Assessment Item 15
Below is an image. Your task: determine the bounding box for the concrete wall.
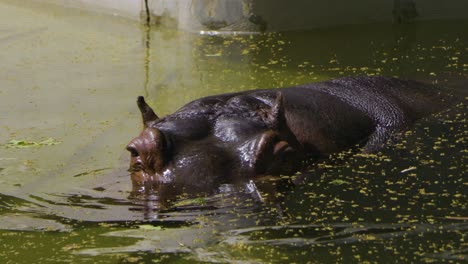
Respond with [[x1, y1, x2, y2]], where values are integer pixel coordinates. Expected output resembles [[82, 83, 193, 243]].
[[23, 0, 468, 33], [252, 0, 394, 31]]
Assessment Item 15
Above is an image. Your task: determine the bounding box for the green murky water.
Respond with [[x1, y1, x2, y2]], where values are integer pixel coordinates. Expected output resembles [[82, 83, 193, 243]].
[[0, 1, 467, 263]]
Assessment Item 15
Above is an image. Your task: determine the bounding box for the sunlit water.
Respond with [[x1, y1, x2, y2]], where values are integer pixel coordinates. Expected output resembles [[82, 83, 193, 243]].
[[0, 1, 467, 263]]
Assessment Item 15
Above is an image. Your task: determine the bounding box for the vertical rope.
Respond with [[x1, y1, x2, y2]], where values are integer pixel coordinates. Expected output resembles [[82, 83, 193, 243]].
[[143, 0, 152, 97], [144, 0, 151, 25]]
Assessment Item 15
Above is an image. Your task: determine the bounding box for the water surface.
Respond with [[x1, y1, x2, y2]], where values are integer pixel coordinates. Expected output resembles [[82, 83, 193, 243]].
[[0, 1, 466, 263]]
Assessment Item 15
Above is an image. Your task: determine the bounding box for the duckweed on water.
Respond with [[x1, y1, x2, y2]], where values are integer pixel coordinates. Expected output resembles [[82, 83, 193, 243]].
[[137, 224, 162, 231], [4, 138, 61, 148]]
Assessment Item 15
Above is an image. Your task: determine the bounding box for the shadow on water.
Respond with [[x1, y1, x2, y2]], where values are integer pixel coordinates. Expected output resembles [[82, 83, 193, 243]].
[[0, 1, 467, 263]]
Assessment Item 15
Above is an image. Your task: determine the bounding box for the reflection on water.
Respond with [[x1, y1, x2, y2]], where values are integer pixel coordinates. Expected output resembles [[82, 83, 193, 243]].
[[0, 0, 467, 263]]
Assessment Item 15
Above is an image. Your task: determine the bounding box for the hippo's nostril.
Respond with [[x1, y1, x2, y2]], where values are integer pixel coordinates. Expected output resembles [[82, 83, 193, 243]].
[[126, 145, 139, 157], [128, 161, 144, 172]]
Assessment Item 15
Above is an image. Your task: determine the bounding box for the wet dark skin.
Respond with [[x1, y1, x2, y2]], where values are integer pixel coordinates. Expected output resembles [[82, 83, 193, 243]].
[[126, 76, 450, 200]]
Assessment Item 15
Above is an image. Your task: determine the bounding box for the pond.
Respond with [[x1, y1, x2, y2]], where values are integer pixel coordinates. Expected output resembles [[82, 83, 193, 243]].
[[0, 1, 466, 263]]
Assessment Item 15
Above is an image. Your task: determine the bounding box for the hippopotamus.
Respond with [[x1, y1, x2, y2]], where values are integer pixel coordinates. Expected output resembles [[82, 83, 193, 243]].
[[126, 76, 450, 197]]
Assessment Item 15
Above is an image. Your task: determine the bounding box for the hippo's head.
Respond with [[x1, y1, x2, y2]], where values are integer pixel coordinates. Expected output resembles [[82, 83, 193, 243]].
[[126, 94, 303, 198]]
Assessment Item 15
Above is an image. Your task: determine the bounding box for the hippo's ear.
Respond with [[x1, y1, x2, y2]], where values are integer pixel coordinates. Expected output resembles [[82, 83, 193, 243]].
[[266, 92, 286, 129], [253, 130, 300, 175], [137, 96, 159, 127]]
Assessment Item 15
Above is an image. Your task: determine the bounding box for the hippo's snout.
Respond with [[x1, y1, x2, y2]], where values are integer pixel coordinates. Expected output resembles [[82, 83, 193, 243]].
[[127, 127, 234, 196]]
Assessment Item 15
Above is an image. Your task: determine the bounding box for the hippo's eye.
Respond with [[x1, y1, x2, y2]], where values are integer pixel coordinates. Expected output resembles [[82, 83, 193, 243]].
[[126, 146, 139, 157]]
